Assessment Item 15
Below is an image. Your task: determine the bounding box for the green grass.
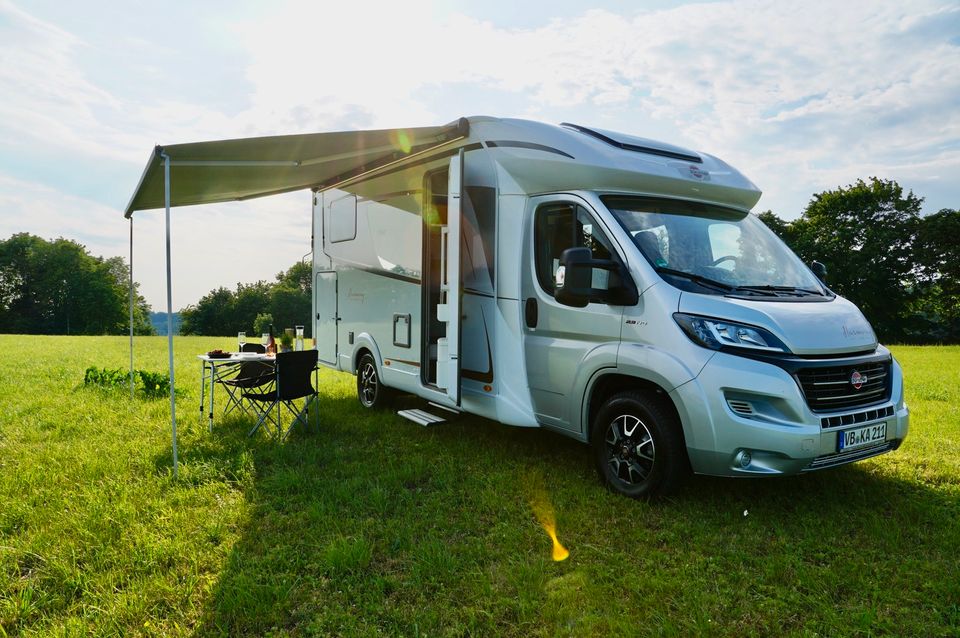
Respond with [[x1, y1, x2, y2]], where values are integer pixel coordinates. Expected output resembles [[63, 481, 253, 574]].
[[0, 336, 957, 637]]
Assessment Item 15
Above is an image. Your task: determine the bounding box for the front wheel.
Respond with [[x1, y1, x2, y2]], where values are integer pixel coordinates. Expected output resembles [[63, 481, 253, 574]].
[[591, 391, 689, 499], [356, 353, 393, 409]]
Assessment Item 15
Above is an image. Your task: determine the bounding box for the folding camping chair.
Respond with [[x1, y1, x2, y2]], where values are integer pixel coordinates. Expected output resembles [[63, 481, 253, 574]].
[[215, 342, 271, 418], [244, 350, 319, 439], [218, 359, 274, 418]]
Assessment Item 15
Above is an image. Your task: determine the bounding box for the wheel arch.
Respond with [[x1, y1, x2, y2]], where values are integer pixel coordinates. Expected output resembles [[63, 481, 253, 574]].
[[350, 333, 383, 375], [584, 373, 688, 452]]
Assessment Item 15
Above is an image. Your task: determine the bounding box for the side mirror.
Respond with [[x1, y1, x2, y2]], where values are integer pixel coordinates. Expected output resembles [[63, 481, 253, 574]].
[[555, 247, 639, 308], [811, 261, 827, 282], [555, 247, 592, 307]]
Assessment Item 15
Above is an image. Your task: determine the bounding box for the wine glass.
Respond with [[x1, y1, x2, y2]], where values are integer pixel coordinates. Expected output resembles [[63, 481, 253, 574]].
[[261, 333, 270, 349], [238, 331, 247, 352]]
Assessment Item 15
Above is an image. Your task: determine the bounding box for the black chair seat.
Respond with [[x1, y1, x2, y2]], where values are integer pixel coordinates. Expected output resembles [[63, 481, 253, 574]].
[[241, 343, 266, 354], [243, 350, 319, 439]]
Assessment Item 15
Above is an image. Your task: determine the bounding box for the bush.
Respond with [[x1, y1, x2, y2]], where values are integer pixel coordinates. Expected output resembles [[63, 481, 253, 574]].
[[83, 366, 170, 398]]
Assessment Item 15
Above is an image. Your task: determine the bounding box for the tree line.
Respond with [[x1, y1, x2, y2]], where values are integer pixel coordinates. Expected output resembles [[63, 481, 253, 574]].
[[179, 261, 312, 338], [0, 233, 153, 335], [758, 178, 958, 344]]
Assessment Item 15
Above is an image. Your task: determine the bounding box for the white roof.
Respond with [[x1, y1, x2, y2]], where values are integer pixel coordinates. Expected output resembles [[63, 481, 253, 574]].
[[469, 118, 762, 211]]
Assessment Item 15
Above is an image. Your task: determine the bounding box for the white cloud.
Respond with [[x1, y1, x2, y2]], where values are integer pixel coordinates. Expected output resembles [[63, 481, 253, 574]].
[[0, 174, 121, 253], [0, 1, 138, 161], [225, 0, 958, 216]]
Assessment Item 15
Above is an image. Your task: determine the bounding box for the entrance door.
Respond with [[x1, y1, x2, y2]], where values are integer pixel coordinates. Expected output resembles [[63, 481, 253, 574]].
[[436, 152, 463, 405], [421, 154, 463, 406], [315, 271, 337, 365]]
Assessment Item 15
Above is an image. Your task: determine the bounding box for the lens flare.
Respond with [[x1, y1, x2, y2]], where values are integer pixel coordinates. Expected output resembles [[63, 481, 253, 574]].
[[546, 524, 570, 561], [391, 130, 413, 154], [526, 473, 570, 561]]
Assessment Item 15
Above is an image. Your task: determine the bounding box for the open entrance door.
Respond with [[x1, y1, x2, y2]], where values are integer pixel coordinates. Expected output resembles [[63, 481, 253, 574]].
[[421, 152, 463, 405], [438, 152, 463, 405]]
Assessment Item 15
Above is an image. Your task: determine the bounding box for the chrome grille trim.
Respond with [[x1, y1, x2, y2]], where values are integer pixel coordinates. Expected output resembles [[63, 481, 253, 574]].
[[803, 441, 893, 471], [821, 405, 895, 429], [795, 361, 892, 412]]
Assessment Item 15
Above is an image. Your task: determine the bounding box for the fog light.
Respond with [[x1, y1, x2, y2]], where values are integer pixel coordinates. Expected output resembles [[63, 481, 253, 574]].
[[737, 450, 752, 468]]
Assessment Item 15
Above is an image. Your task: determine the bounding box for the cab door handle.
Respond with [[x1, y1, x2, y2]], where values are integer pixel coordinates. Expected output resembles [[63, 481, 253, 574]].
[[525, 298, 538, 328]]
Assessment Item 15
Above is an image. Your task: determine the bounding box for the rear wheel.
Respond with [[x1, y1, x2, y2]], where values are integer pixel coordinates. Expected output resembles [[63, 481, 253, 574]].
[[591, 391, 688, 499], [356, 353, 393, 409]]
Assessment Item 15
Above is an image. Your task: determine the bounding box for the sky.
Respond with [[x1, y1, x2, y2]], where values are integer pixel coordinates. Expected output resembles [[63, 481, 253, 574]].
[[0, 0, 957, 310]]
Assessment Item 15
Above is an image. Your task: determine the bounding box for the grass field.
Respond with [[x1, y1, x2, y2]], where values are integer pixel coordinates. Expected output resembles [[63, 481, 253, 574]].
[[0, 336, 957, 637]]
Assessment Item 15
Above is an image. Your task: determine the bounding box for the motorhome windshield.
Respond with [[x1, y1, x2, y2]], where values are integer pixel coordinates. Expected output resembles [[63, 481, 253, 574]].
[[602, 196, 829, 299]]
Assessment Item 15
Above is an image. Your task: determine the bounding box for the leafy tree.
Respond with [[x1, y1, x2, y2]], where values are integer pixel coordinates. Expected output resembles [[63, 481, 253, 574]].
[[758, 181, 958, 344], [179, 287, 234, 336], [253, 313, 273, 335], [277, 260, 311, 293], [909, 208, 960, 342], [233, 281, 272, 332], [755, 210, 792, 242], [269, 284, 310, 334], [105, 256, 155, 335], [180, 261, 311, 336], [0, 233, 153, 335]]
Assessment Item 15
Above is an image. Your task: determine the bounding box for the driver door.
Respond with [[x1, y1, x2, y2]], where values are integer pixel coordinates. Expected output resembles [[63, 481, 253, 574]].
[[521, 195, 625, 432]]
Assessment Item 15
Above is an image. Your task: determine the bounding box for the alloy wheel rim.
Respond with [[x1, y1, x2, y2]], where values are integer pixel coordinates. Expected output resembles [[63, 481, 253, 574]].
[[604, 414, 656, 485], [359, 362, 378, 406]]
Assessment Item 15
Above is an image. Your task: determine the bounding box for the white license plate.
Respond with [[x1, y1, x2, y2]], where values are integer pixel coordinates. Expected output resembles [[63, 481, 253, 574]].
[[838, 422, 887, 451]]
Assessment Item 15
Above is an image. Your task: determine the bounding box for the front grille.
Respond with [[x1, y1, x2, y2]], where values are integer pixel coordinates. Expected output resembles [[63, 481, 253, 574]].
[[821, 405, 895, 429], [795, 360, 891, 412]]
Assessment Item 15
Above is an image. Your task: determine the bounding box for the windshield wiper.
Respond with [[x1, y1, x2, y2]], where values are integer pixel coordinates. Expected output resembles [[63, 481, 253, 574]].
[[655, 267, 736, 292], [734, 285, 825, 297]]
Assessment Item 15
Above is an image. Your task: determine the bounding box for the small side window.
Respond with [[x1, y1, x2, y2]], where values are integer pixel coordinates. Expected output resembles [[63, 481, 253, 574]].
[[534, 203, 616, 296], [328, 194, 357, 243]]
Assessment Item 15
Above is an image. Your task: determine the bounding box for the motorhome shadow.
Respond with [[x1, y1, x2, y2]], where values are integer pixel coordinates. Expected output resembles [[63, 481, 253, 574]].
[[127, 116, 909, 498]]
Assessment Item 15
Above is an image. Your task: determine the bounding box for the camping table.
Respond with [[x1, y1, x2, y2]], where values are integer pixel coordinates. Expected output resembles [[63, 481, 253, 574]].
[[197, 353, 274, 431]]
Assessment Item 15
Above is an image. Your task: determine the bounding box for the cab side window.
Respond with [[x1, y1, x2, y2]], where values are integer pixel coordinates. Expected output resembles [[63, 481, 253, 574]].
[[535, 203, 615, 296]]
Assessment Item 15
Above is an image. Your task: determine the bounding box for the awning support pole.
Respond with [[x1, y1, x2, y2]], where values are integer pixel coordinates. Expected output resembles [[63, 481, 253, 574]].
[[129, 216, 135, 398], [162, 152, 179, 478]]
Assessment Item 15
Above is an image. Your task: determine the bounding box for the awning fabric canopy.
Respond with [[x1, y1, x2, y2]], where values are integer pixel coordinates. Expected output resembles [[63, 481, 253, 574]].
[[125, 117, 469, 477], [124, 118, 468, 217]]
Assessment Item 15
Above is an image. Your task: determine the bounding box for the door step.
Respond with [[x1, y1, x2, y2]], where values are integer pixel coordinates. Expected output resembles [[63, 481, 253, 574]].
[[428, 402, 461, 415], [397, 409, 447, 427]]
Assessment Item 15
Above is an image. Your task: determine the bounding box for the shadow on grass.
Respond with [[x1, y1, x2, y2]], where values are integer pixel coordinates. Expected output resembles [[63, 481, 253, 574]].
[[152, 393, 959, 636]]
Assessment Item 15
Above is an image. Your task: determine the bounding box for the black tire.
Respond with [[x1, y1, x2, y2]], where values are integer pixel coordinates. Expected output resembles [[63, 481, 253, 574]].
[[356, 353, 393, 409], [591, 391, 689, 499]]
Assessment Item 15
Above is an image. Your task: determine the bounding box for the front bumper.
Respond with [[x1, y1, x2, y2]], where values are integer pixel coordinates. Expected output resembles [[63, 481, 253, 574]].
[[670, 350, 909, 477]]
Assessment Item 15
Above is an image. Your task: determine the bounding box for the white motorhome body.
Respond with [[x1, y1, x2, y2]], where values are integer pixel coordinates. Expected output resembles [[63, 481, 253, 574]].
[[312, 116, 908, 496]]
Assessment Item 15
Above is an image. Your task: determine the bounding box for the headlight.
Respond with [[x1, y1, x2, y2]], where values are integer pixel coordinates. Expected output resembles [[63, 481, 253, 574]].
[[673, 313, 789, 353]]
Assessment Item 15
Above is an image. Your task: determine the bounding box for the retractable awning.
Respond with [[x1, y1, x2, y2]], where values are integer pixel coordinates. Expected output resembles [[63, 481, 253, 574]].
[[125, 118, 468, 216], [124, 117, 469, 476]]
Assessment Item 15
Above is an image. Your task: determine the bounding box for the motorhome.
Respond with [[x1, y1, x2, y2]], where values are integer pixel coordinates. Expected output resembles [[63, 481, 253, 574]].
[[309, 116, 908, 497]]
